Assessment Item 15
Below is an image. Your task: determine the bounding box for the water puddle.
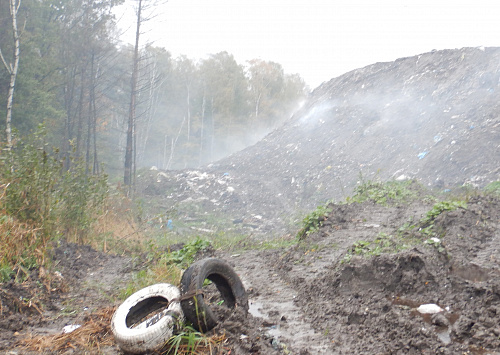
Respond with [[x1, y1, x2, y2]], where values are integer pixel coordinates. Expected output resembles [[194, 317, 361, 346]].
[[248, 301, 265, 318], [435, 327, 451, 345], [451, 263, 493, 282], [248, 300, 284, 343], [390, 296, 460, 345]]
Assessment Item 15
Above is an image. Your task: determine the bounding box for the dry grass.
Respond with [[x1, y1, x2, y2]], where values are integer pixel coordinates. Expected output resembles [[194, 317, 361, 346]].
[[87, 193, 146, 254], [20, 306, 229, 355], [20, 307, 116, 353]]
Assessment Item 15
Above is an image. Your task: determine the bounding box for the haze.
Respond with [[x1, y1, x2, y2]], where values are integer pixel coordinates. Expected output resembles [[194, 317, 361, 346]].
[[116, 0, 500, 88]]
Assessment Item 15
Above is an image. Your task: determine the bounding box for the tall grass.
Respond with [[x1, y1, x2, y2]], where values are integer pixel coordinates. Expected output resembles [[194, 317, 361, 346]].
[[0, 127, 108, 281]]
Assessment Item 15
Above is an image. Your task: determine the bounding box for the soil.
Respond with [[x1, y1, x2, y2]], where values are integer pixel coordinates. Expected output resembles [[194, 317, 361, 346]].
[[2, 47, 500, 354]]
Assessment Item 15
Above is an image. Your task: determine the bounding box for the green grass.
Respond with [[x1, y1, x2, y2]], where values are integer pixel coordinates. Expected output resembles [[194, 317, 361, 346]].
[[296, 204, 332, 240], [166, 324, 226, 354], [484, 181, 500, 196], [341, 197, 468, 263], [346, 179, 420, 205]]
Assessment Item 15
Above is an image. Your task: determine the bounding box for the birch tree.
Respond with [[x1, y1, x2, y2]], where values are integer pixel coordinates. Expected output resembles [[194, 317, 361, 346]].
[[0, 0, 22, 149]]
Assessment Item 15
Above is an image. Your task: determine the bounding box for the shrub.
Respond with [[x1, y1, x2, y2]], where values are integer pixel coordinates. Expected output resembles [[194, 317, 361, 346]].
[[0, 127, 108, 281]]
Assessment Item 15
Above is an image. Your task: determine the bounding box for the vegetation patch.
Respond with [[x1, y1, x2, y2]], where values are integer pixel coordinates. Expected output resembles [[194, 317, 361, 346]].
[[484, 180, 500, 196], [0, 129, 108, 281], [296, 204, 332, 240], [166, 324, 227, 355], [120, 238, 211, 299], [346, 179, 420, 205], [342, 197, 468, 263], [418, 199, 467, 237]]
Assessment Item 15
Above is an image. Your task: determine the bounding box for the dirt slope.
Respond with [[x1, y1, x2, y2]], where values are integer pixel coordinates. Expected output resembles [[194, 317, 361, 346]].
[[138, 46, 500, 236]]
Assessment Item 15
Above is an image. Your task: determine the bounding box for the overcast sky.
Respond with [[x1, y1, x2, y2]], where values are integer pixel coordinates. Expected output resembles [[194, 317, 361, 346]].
[[116, 0, 500, 88]]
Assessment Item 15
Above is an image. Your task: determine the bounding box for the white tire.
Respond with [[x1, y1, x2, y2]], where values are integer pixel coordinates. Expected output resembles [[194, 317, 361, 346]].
[[111, 283, 184, 354]]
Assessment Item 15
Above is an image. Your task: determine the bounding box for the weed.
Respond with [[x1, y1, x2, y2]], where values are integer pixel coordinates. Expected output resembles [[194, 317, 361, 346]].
[[161, 238, 211, 268], [119, 238, 210, 299], [165, 324, 226, 354], [484, 181, 500, 196], [296, 204, 332, 240], [424, 237, 445, 253], [416, 200, 467, 241], [420, 200, 467, 227], [346, 178, 419, 205]]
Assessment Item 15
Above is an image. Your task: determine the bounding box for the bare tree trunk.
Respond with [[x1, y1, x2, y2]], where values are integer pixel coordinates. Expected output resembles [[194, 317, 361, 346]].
[[186, 84, 191, 141], [91, 57, 99, 175], [124, 0, 142, 190], [137, 57, 162, 165], [87, 51, 99, 175], [210, 97, 215, 161], [62, 67, 77, 170], [75, 69, 86, 159], [163, 134, 168, 169], [199, 92, 206, 165], [255, 92, 262, 118], [166, 116, 185, 170], [0, 0, 21, 149]]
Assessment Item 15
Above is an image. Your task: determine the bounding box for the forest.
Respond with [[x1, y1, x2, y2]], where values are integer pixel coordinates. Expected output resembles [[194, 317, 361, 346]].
[[0, 0, 308, 183]]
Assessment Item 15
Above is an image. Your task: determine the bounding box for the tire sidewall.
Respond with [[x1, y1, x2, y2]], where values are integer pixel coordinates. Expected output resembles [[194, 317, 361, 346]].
[[181, 258, 248, 332], [111, 283, 183, 354]]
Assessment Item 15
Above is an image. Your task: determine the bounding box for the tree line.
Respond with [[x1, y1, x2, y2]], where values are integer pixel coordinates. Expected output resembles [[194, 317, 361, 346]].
[[0, 0, 308, 188]]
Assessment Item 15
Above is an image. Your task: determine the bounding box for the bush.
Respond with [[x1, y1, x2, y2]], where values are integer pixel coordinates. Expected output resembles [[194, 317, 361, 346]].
[[0, 127, 108, 281]]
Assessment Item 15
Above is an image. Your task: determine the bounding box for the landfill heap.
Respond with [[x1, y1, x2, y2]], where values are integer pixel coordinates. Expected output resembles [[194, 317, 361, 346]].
[[138, 47, 500, 236]]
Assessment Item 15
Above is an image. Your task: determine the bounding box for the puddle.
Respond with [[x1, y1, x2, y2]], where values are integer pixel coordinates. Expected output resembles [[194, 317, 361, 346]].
[[451, 263, 492, 282], [436, 327, 451, 345], [266, 324, 282, 338], [248, 301, 265, 318], [248, 300, 284, 339], [391, 296, 421, 308], [390, 296, 461, 345]]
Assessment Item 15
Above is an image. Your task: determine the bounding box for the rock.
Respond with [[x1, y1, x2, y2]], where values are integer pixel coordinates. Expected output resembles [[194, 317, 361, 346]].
[[431, 313, 450, 327]]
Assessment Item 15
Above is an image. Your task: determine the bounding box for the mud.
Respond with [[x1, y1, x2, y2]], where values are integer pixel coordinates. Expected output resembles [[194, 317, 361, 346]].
[[2, 47, 500, 354]]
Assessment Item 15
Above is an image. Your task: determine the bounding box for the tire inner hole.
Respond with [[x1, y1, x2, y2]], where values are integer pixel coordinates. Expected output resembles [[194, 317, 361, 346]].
[[126, 296, 170, 328], [204, 275, 236, 309]]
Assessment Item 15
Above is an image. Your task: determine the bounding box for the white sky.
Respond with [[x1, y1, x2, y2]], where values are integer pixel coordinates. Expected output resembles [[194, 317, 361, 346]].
[[116, 0, 500, 88]]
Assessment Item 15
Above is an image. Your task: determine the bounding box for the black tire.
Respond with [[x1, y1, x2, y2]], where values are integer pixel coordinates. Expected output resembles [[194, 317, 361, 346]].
[[180, 258, 248, 332], [111, 283, 184, 354]]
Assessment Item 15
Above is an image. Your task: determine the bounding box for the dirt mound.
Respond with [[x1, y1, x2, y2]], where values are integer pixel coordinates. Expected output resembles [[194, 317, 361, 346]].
[[266, 194, 500, 354], [138, 47, 500, 236]]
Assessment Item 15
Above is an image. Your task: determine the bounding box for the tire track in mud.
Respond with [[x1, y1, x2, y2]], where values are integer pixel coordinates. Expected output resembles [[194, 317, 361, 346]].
[[227, 250, 335, 354]]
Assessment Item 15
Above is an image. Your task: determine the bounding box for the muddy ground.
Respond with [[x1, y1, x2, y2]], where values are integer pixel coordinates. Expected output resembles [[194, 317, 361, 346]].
[[1, 190, 500, 354], [2, 47, 500, 354]]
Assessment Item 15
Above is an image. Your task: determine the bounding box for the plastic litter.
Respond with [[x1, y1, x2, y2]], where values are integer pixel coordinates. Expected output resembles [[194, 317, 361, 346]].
[[62, 324, 81, 334], [418, 151, 429, 159], [417, 304, 443, 314]]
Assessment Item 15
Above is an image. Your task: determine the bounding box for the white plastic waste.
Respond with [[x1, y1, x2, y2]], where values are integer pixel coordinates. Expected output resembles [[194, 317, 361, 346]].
[[62, 324, 81, 333], [417, 304, 444, 314]]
